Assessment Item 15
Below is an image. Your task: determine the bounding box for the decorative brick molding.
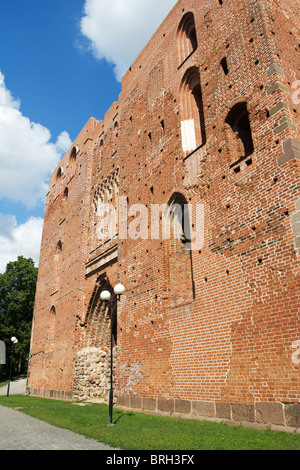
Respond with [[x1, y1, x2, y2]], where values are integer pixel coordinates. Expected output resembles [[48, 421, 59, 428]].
[[277, 138, 300, 166], [85, 244, 119, 277], [116, 396, 300, 432]]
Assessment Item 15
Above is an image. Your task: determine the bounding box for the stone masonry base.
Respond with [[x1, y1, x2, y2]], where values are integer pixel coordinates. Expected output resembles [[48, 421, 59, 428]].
[[26, 387, 300, 433], [26, 387, 74, 401], [116, 396, 300, 433]]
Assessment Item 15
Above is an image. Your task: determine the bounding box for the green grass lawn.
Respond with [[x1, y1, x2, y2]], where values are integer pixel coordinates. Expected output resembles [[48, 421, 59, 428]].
[[0, 395, 299, 450]]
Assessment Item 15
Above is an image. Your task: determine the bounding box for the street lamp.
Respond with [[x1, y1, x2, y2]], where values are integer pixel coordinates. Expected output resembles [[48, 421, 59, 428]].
[[7, 336, 18, 398], [100, 284, 125, 426]]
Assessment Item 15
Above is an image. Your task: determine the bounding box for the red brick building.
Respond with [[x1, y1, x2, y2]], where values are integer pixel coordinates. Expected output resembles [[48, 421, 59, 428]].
[[28, 0, 300, 429]]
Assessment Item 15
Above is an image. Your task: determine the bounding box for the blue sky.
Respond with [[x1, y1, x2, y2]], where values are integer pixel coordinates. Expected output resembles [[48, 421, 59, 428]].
[[0, 0, 177, 272], [1, 0, 123, 140]]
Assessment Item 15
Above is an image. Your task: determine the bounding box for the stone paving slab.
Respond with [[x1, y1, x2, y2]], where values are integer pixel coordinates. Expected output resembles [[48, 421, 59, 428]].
[[0, 405, 116, 450]]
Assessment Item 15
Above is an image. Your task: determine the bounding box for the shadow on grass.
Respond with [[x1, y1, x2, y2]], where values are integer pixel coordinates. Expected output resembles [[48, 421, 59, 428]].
[[113, 410, 135, 425]]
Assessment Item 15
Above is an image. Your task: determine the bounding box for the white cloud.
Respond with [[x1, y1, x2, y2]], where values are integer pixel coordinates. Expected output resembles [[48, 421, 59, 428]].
[[0, 72, 72, 208], [80, 0, 178, 81], [0, 214, 43, 273], [55, 130, 73, 153]]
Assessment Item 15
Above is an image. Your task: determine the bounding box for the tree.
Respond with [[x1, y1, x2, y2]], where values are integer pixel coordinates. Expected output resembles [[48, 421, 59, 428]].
[[0, 256, 38, 378]]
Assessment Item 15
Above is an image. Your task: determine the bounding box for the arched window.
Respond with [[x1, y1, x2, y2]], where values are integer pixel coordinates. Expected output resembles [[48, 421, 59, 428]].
[[48, 306, 56, 352], [180, 67, 206, 153], [56, 167, 63, 180], [165, 193, 195, 306], [55, 167, 63, 197], [177, 12, 198, 65], [63, 187, 68, 199], [166, 193, 191, 248], [69, 146, 78, 172], [52, 241, 62, 294], [114, 121, 119, 138], [112, 122, 119, 156], [50, 305, 56, 315], [224, 102, 254, 167], [59, 189, 68, 225]]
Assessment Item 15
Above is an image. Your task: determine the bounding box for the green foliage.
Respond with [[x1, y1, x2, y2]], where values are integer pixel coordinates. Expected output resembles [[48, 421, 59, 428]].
[[0, 256, 38, 378], [0, 396, 300, 450]]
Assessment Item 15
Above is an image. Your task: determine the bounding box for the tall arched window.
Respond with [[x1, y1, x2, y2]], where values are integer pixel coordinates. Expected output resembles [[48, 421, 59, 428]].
[[69, 146, 78, 173], [59, 187, 68, 224], [166, 193, 191, 248], [48, 306, 56, 353], [177, 12, 198, 65], [55, 167, 63, 197], [112, 121, 119, 156], [52, 241, 62, 294], [180, 67, 206, 154], [165, 193, 195, 306]]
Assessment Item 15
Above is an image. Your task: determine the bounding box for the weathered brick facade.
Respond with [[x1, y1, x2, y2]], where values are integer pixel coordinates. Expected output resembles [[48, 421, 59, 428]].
[[28, 0, 300, 429]]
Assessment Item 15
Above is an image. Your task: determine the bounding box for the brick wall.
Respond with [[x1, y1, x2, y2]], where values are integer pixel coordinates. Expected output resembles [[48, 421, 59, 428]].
[[27, 0, 300, 429]]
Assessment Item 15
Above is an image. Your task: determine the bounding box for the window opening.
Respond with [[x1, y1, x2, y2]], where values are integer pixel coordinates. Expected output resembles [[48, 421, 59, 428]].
[[177, 12, 198, 65], [221, 57, 229, 75], [225, 102, 254, 166]]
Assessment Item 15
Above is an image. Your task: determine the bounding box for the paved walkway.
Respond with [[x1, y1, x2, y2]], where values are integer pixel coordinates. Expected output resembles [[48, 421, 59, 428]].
[[0, 406, 115, 450], [0, 377, 27, 396], [0, 379, 115, 450]]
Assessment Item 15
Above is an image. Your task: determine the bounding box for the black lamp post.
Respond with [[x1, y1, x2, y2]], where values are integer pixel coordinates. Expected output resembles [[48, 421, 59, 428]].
[[100, 284, 125, 426], [7, 336, 18, 398]]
